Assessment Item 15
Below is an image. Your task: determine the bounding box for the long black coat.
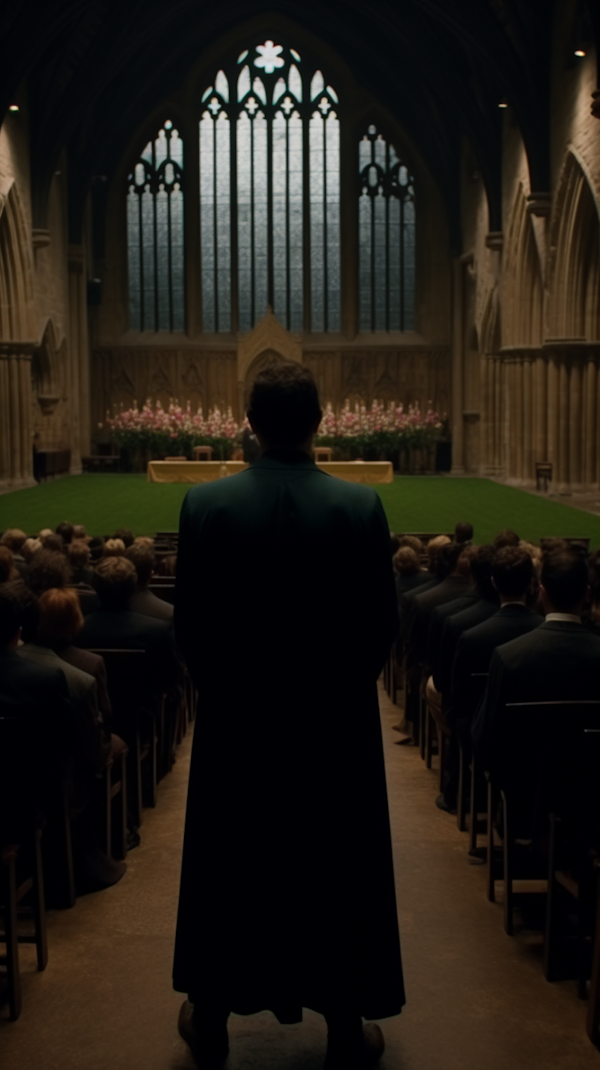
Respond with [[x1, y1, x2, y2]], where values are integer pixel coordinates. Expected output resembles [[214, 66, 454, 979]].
[[172, 449, 404, 1023]]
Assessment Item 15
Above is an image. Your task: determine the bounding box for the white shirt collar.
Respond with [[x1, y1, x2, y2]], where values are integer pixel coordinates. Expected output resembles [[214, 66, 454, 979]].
[[544, 613, 581, 624]]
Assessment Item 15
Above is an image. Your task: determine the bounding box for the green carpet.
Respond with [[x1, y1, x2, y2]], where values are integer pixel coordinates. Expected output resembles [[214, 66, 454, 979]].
[[1, 473, 600, 547]]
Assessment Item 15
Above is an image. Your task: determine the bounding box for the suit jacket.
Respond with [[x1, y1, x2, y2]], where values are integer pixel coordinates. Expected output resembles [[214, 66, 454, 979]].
[[434, 596, 499, 695], [17, 643, 105, 778], [451, 604, 543, 727], [0, 646, 73, 834], [129, 586, 174, 623], [426, 589, 479, 675], [407, 574, 470, 664], [399, 576, 438, 641], [472, 620, 600, 835], [55, 644, 112, 726], [173, 448, 404, 1022], [395, 570, 432, 609], [76, 608, 179, 697]]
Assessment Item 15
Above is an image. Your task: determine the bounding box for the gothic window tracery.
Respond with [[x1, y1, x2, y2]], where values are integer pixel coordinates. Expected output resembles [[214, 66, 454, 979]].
[[127, 121, 185, 332], [359, 125, 415, 332]]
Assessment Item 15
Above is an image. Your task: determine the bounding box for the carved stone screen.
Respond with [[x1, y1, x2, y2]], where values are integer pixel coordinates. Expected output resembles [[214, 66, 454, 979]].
[[359, 125, 415, 331], [199, 41, 340, 333], [127, 121, 185, 331]]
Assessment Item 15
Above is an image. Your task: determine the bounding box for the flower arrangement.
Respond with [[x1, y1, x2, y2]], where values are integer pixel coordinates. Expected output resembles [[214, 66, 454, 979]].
[[107, 400, 240, 460], [315, 400, 442, 457]]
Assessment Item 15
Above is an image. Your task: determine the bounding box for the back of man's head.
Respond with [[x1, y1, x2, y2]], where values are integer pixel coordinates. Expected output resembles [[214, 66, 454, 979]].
[[455, 521, 474, 544], [41, 533, 64, 554], [400, 535, 424, 556], [1, 579, 39, 643], [27, 550, 70, 597], [93, 556, 137, 609], [393, 546, 420, 577], [55, 521, 74, 545], [493, 529, 520, 550], [114, 527, 134, 548], [67, 540, 91, 570], [247, 363, 322, 447], [426, 534, 450, 573], [541, 550, 589, 613], [493, 546, 534, 600], [125, 542, 156, 587], [0, 582, 22, 647], [469, 544, 496, 597], [0, 528, 27, 553], [436, 540, 463, 580]]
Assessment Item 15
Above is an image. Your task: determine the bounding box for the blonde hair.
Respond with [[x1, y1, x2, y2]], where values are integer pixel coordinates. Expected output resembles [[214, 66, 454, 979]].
[[22, 537, 43, 561], [102, 538, 126, 557]]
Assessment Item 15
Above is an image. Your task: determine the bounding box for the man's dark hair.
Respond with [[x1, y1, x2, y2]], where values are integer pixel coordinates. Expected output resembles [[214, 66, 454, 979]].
[[541, 550, 589, 612], [55, 521, 74, 545], [493, 546, 534, 599], [493, 529, 520, 550], [114, 527, 134, 548], [539, 537, 570, 555], [454, 521, 473, 544], [435, 540, 463, 580], [247, 363, 322, 446], [88, 536, 105, 563], [1, 579, 40, 644], [42, 533, 64, 554], [0, 582, 22, 646], [93, 556, 137, 609], [125, 542, 156, 587], [27, 550, 70, 596], [469, 544, 496, 598], [393, 546, 420, 577]]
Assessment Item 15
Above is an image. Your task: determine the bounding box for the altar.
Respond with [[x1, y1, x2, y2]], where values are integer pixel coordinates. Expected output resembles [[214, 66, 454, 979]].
[[146, 460, 394, 485]]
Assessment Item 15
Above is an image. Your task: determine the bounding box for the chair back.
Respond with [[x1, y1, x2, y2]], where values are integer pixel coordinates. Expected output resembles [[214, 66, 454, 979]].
[[85, 649, 148, 740], [148, 583, 175, 605], [0, 715, 47, 841]]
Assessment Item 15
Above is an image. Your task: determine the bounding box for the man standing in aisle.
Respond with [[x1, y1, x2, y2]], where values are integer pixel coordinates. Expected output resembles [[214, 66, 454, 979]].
[[173, 363, 404, 1069]]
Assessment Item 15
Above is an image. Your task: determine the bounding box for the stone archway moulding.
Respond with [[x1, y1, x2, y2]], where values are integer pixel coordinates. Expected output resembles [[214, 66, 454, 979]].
[[237, 308, 303, 410]]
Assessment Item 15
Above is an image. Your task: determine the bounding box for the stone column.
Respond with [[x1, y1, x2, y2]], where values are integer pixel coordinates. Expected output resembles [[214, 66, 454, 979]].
[[584, 358, 597, 487], [534, 354, 547, 465], [558, 358, 569, 491], [0, 344, 35, 489], [546, 355, 559, 475], [523, 355, 533, 482], [450, 259, 465, 474], [569, 357, 583, 489], [68, 244, 91, 465]]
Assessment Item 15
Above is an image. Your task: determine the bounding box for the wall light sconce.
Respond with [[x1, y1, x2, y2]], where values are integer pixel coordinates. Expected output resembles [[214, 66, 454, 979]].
[[9, 104, 19, 112], [498, 98, 508, 109]]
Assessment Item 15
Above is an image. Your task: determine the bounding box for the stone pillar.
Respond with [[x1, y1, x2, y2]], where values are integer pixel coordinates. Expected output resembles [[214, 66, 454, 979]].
[[558, 359, 569, 491], [522, 356, 533, 482], [0, 344, 35, 489], [534, 355, 547, 465], [584, 358, 597, 487], [546, 355, 559, 475], [569, 358, 583, 489], [450, 259, 465, 474], [68, 244, 90, 466]]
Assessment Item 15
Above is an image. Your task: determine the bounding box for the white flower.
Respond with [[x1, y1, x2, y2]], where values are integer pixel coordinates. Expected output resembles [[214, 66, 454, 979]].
[[255, 40, 284, 73]]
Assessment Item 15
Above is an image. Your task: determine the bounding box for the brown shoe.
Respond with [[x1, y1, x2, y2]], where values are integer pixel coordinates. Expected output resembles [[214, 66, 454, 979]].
[[324, 1022, 385, 1069], [178, 1000, 229, 1067]]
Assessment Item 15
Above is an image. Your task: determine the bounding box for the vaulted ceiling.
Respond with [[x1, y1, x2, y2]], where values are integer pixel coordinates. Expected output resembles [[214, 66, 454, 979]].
[[1, 0, 598, 250]]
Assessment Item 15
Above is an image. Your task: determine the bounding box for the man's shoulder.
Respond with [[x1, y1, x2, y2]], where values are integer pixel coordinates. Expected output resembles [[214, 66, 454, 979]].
[[183, 463, 380, 516], [11, 648, 66, 692]]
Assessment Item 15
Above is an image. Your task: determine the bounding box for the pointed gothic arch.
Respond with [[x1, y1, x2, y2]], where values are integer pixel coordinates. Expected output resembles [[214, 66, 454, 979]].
[[548, 151, 600, 341], [502, 183, 543, 348], [0, 181, 35, 342]]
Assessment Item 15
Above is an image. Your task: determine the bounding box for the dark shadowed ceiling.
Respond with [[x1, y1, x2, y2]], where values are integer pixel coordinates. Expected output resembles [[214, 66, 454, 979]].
[[1, 0, 598, 249]]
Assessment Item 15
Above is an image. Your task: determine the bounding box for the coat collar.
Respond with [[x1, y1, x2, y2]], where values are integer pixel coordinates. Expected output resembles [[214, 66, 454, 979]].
[[251, 448, 319, 471]]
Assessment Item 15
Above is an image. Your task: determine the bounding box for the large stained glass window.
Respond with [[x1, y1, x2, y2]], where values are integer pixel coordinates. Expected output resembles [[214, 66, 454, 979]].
[[127, 121, 184, 331], [199, 42, 340, 333], [359, 125, 415, 332]]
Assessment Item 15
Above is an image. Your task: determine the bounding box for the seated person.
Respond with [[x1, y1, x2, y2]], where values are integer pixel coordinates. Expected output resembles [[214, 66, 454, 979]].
[[407, 540, 469, 665], [433, 544, 499, 697], [55, 521, 75, 546], [102, 538, 126, 558], [113, 527, 134, 548], [22, 536, 43, 563], [125, 542, 174, 622], [451, 546, 543, 738], [454, 521, 473, 546], [72, 524, 87, 541], [0, 544, 17, 583], [426, 544, 479, 677], [41, 532, 64, 553], [15, 583, 108, 791], [0, 528, 28, 577], [393, 545, 431, 608], [472, 549, 600, 837], [27, 548, 70, 596], [77, 556, 181, 701], [38, 586, 113, 729], [68, 539, 96, 587], [155, 553, 177, 577]]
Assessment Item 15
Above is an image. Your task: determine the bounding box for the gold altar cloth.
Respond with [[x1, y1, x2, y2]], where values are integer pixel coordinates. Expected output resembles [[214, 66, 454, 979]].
[[147, 460, 394, 485]]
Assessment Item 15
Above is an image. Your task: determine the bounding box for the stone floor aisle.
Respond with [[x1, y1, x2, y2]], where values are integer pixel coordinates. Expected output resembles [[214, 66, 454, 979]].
[[1, 683, 599, 1069]]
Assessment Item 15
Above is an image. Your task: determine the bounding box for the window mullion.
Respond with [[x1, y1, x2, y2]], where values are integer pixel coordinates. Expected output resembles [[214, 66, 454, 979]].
[[400, 193, 405, 331], [302, 92, 311, 332], [250, 116, 255, 328], [322, 114, 328, 333], [285, 114, 290, 330], [152, 142, 159, 332], [138, 191, 144, 330], [385, 144, 390, 333], [230, 90, 239, 333], [267, 101, 274, 311]]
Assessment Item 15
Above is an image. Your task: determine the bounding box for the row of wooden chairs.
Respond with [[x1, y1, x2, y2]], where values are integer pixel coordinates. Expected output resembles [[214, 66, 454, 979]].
[[384, 649, 600, 1048]]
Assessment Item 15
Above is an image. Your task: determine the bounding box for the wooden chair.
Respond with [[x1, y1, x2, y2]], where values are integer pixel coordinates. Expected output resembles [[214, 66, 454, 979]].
[[0, 716, 49, 1020], [464, 673, 489, 845], [314, 447, 333, 462], [148, 582, 175, 605], [193, 445, 213, 461], [544, 727, 600, 996], [164, 455, 187, 461], [535, 461, 552, 491], [493, 700, 600, 936], [101, 745, 128, 861], [86, 650, 160, 830]]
